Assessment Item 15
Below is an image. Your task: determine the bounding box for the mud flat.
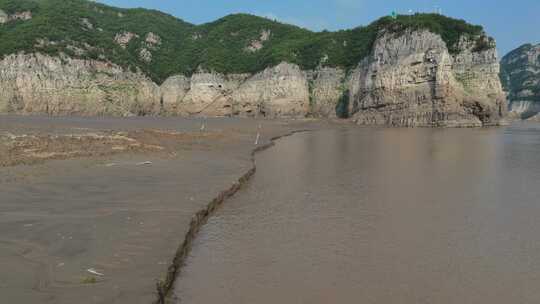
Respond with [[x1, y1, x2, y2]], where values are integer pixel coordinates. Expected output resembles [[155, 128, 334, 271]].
[[0, 115, 327, 304]]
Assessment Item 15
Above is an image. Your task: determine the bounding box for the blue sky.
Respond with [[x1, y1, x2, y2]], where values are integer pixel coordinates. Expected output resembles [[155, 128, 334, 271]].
[[98, 0, 540, 56]]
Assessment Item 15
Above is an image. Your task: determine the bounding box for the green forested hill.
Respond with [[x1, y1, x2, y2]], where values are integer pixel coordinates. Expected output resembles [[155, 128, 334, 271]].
[[0, 0, 489, 83], [0, 0, 194, 82]]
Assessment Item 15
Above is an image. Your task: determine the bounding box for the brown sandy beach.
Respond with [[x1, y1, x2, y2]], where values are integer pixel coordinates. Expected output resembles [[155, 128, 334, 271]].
[[0, 115, 329, 304]]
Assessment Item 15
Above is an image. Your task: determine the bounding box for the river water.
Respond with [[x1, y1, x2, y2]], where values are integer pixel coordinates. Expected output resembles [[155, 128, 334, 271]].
[[174, 123, 540, 304]]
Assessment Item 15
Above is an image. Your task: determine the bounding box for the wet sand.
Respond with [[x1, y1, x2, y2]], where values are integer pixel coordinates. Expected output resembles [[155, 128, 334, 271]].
[[0, 115, 327, 304]]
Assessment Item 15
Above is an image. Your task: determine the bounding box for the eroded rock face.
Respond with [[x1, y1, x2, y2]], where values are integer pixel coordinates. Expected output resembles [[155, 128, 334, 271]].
[[158, 63, 311, 118], [245, 29, 271, 53], [308, 67, 346, 118], [501, 43, 540, 119], [0, 29, 507, 126], [176, 71, 244, 117], [114, 31, 139, 49], [139, 48, 152, 63], [453, 36, 507, 124], [0, 10, 32, 24], [231, 63, 310, 117], [160, 75, 191, 114], [348, 30, 506, 127], [508, 101, 540, 120], [0, 53, 160, 116], [81, 18, 94, 30], [145, 32, 162, 47], [10, 11, 32, 21]]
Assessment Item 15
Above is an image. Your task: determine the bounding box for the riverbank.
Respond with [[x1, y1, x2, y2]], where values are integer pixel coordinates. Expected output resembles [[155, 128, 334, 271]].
[[156, 127, 314, 304], [0, 115, 330, 304]]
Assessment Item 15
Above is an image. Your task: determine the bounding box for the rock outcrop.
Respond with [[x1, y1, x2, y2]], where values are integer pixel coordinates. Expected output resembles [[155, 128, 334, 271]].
[[308, 67, 346, 118], [526, 113, 540, 122], [245, 29, 271, 53], [0, 9, 32, 24], [160, 75, 191, 114], [175, 71, 245, 117], [0, 9, 7, 24], [159, 63, 311, 118], [0, 31, 506, 126], [501, 43, 540, 119], [348, 30, 506, 127], [230, 63, 310, 117], [114, 31, 139, 49], [508, 101, 540, 120], [0, 53, 160, 116]]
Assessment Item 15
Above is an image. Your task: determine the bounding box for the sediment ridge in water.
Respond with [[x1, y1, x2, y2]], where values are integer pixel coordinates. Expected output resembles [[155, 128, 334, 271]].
[[155, 129, 310, 304], [0, 115, 322, 304]]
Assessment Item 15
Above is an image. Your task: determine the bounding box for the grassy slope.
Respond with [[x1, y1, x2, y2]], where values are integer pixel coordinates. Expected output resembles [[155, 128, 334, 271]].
[[0, 0, 489, 83]]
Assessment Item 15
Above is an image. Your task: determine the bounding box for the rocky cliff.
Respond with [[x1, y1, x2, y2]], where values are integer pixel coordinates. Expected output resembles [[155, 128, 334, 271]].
[[501, 43, 540, 119], [0, 0, 507, 126], [0, 56, 323, 118], [348, 30, 506, 126], [0, 53, 160, 116], [508, 101, 540, 120], [0, 35, 506, 125]]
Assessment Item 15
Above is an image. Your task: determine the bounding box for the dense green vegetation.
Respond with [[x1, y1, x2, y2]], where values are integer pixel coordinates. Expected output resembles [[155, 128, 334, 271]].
[[0, 0, 491, 83], [0, 0, 194, 82]]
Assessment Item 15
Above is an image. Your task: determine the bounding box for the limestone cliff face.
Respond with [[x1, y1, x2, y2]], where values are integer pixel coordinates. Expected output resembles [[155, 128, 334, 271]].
[[159, 63, 311, 118], [0, 29, 506, 126], [307, 67, 346, 118], [348, 30, 506, 127], [230, 63, 309, 117], [174, 72, 246, 117], [508, 101, 540, 119], [160, 75, 190, 114], [0, 53, 160, 116], [501, 43, 540, 119]]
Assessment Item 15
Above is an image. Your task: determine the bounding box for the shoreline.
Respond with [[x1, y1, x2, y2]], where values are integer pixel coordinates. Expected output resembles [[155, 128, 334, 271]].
[[155, 129, 311, 303], [0, 115, 530, 303], [0, 115, 325, 303]]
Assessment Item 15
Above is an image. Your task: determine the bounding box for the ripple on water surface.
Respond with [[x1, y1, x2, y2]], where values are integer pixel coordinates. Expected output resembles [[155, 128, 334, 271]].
[[174, 123, 540, 304]]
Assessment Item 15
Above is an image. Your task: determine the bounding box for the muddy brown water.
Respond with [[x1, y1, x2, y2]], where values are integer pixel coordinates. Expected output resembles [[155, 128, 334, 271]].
[[174, 122, 540, 304]]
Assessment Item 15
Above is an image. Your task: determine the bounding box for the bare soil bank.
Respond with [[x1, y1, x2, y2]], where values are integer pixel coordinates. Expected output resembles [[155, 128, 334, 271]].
[[0, 115, 329, 304]]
